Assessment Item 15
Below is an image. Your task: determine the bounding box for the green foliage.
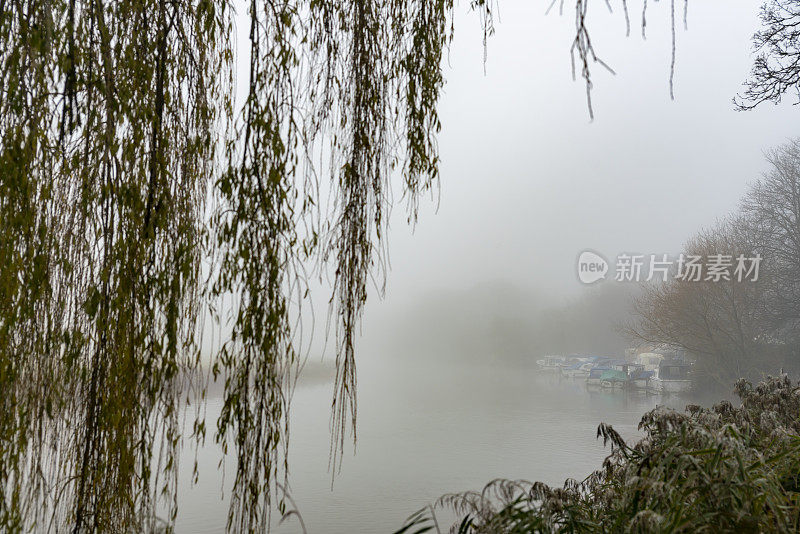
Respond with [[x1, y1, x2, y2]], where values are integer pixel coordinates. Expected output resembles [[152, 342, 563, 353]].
[[0, 0, 484, 531], [2, 0, 796, 532], [405, 375, 800, 533]]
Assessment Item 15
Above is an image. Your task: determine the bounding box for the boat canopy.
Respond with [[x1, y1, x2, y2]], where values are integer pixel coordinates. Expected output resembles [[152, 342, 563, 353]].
[[599, 370, 628, 382], [629, 369, 654, 380], [588, 367, 609, 378]]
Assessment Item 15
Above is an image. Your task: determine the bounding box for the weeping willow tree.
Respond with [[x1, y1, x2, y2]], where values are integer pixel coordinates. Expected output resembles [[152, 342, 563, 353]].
[[0, 0, 498, 531], [3, 0, 778, 532]]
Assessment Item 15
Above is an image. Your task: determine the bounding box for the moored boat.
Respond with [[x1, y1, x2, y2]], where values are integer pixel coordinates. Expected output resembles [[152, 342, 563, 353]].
[[561, 360, 593, 378], [649, 361, 692, 393], [536, 355, 566, 371], [636, 352, 665, 372], [599, 369, 628, 389], [586, 366, 609, 386], [628, 367, 654, 390]]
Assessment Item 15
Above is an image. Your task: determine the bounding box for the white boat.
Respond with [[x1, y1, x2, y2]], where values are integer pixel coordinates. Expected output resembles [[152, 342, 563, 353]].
[[536, 355, 566, 371], [627, 365, 653, 390], [649, 361, 692, 393], [636, 352, 664, 372], [561, 360, 593, 378]]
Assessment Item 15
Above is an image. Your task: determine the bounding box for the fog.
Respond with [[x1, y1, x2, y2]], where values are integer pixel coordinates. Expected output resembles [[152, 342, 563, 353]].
[[359, 281, 638, 363], [350, 0, 797, 329], [201, 2, 798, 531], [8, 1, 799, 532]]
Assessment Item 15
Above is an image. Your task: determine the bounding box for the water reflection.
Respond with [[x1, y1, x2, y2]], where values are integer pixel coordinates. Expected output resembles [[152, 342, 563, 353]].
[[174, 357, 718, 533]]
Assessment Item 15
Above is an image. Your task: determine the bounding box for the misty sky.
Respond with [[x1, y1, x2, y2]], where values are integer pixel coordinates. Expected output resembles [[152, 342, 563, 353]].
[[372, 0, 798, 312]]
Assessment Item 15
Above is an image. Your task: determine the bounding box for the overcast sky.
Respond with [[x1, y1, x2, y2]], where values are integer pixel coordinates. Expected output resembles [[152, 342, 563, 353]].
[[367, 0, 798, 313]]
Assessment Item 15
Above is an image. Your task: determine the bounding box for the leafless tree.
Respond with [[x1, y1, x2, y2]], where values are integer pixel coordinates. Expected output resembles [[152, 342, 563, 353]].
[[632, 218, 783, 388], [737, 0, 800, 109], [742, 140, 800, 331], [633, 142, 800, 385]]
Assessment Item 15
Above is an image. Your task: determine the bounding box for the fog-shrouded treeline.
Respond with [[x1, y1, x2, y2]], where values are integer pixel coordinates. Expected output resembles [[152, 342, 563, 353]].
[[379, 281, 639, 363], [633, 139, 800, 389]]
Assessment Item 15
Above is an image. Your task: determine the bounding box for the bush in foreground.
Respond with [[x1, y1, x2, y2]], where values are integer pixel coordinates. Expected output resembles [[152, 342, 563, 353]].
[[397, 376, 800, 533]]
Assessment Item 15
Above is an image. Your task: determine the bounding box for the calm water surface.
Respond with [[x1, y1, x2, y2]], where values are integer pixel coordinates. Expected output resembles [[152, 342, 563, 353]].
[[174, 356, 705, 533]]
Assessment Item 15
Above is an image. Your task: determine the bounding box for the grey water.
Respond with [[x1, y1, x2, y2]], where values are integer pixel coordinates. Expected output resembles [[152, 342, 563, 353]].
[[174, 356, 707, 533]]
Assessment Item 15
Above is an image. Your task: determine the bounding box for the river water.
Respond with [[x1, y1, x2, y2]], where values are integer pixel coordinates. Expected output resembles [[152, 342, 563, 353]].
[[173, 356, 710, 533]]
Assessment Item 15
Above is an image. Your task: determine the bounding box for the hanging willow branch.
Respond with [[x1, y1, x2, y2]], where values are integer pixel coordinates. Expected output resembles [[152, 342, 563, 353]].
[[0, 0, 487, 531], [560, 0, 687, 119], [2, 0, 220, 531], [5, 0, 790, 532]]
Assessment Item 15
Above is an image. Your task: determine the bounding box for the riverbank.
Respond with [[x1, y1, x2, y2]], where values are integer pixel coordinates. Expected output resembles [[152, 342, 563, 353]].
[[400, 375, 800, 533]]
